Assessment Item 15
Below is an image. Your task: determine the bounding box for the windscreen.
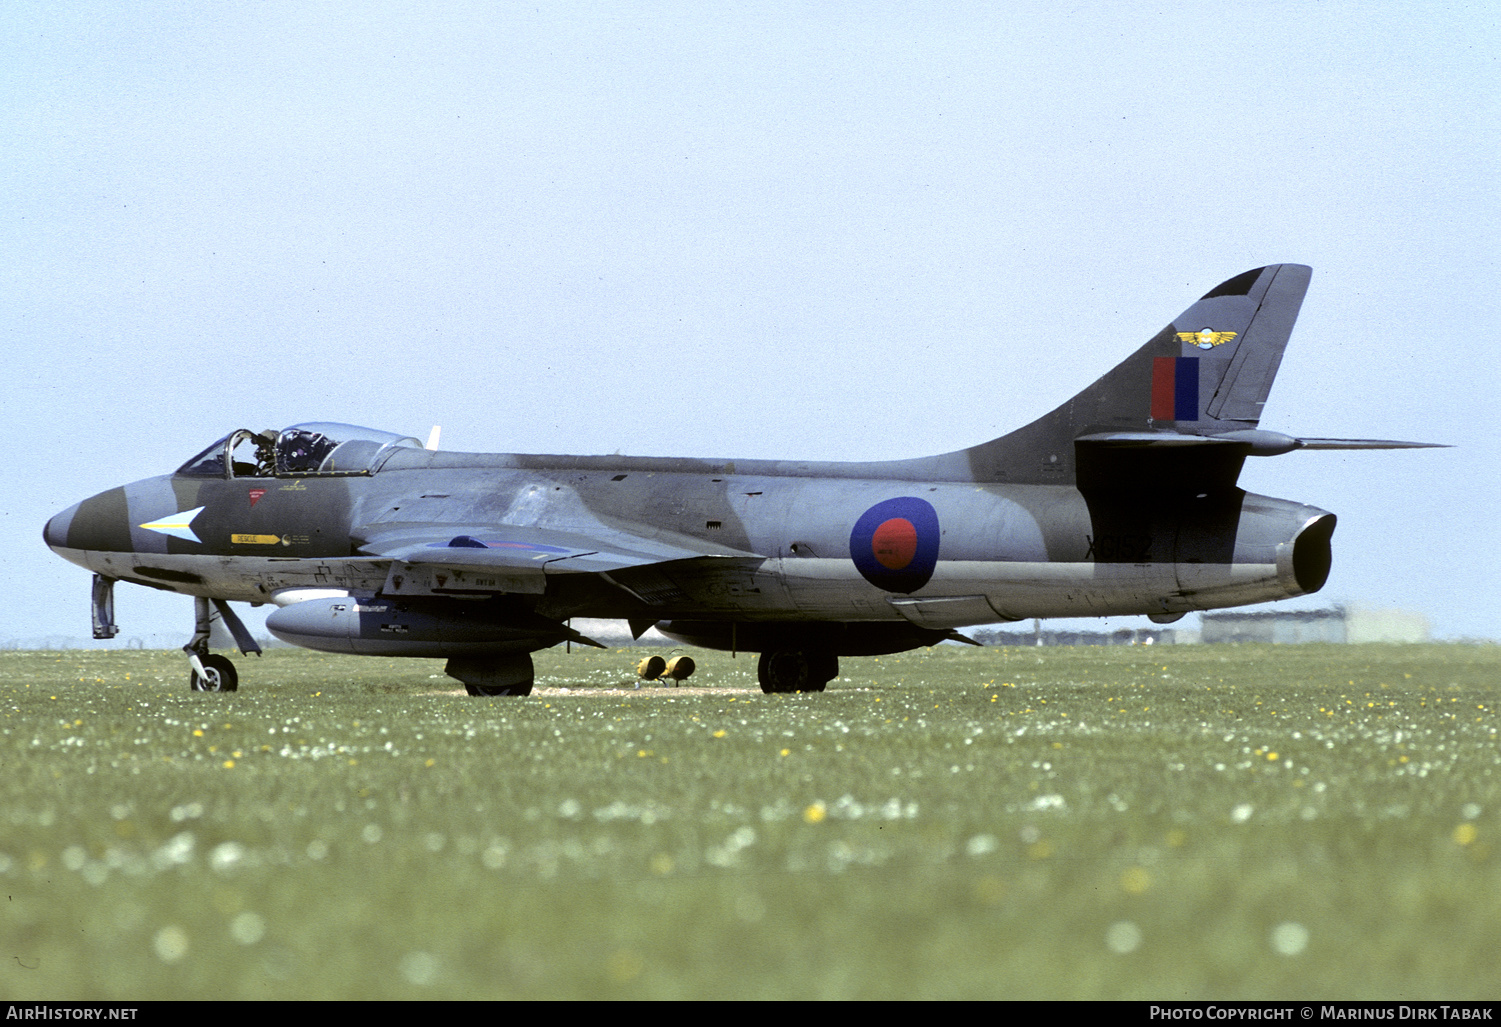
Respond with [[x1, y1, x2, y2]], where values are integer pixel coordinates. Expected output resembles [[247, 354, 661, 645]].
[[176, 434, 234, 476]]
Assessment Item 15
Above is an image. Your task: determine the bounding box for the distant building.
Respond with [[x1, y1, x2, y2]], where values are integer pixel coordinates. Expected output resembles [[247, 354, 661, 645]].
[[1342, 606, 1432, 644], [977, 624, 1178, 647], [968, 605, 1432, 648], [1200, 608, 1346, 644], [1199, 605, 1429, 644]]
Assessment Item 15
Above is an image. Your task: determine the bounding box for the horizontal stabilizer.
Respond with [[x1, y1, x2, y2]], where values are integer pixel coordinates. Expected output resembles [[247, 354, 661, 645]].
[[1077, 430, 1447, 456], [1072, 423, 1446, 495], [1292, 438, 1449, 451], [1076, 431, 1236, 448]]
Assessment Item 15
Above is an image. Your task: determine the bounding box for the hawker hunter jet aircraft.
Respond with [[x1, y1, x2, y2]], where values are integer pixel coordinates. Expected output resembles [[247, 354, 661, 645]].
[[45, 265, 1438, 696]]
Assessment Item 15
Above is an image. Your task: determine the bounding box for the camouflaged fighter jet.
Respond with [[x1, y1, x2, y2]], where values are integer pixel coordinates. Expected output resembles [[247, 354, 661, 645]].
[[44, 265, 1440, 696]]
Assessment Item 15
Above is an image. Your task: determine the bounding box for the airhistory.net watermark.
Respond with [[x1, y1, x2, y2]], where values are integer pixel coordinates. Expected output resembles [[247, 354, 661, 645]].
[[5, 1008, 138, 1020]]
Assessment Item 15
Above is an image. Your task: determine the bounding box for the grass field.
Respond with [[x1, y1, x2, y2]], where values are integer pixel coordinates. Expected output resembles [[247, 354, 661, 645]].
[[1, 642, 1498, 1000]]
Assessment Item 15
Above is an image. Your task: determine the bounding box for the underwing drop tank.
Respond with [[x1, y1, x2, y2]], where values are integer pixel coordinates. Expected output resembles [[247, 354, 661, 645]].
[[266, 597, 575, 657]]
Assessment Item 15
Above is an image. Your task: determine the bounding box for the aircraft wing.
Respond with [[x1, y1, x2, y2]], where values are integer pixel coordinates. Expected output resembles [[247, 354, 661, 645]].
[[354, 521, 762, 596]]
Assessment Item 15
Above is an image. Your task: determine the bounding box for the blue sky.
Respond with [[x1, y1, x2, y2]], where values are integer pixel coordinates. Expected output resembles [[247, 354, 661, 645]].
[[4, 1, 1497, 644]]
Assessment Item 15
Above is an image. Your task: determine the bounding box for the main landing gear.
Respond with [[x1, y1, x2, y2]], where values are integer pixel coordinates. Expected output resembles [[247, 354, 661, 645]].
[[446, 653, 535, 697], [757, 650, 838, 694], [185, 596, 261, 693]]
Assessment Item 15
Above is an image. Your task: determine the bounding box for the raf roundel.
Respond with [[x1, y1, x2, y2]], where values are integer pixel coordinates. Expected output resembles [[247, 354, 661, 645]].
[[849, 497, 940, 594]]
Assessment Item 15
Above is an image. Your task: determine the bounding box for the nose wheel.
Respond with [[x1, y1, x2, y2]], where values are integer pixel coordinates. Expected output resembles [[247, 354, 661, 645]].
[[190, 653, 239, 692], [184, 596, 257, 693]]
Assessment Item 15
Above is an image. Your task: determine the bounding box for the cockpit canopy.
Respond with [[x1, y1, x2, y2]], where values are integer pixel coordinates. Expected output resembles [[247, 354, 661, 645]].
[[177, 423, 423, 478]]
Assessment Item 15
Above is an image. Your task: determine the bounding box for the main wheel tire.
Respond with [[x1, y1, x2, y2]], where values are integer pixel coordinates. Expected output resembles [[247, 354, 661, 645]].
[[464, 680, 533, 697], [758, 649, 839, 693], [190, 654, 238, 693], [809, 652, 838, 692], [759, 650, 814, 693], [449, 654, 536, 697]]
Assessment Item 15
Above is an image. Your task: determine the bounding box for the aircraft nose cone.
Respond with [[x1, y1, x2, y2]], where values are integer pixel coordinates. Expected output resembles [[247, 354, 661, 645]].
[[44, 486, 135, 555], [44, 502, 79, 551]]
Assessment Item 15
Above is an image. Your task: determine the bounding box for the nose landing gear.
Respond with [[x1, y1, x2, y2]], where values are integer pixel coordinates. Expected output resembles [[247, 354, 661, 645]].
[[190, 653, 239, 692], [185, 596, 260, 693]]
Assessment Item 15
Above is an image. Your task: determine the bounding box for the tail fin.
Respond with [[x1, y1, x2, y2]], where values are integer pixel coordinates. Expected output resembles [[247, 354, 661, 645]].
[[961, 264, 1312, 485]]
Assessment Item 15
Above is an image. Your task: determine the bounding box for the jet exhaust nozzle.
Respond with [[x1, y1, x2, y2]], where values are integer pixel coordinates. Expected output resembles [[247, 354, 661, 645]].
[[1288, 512, 1337, 595]]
